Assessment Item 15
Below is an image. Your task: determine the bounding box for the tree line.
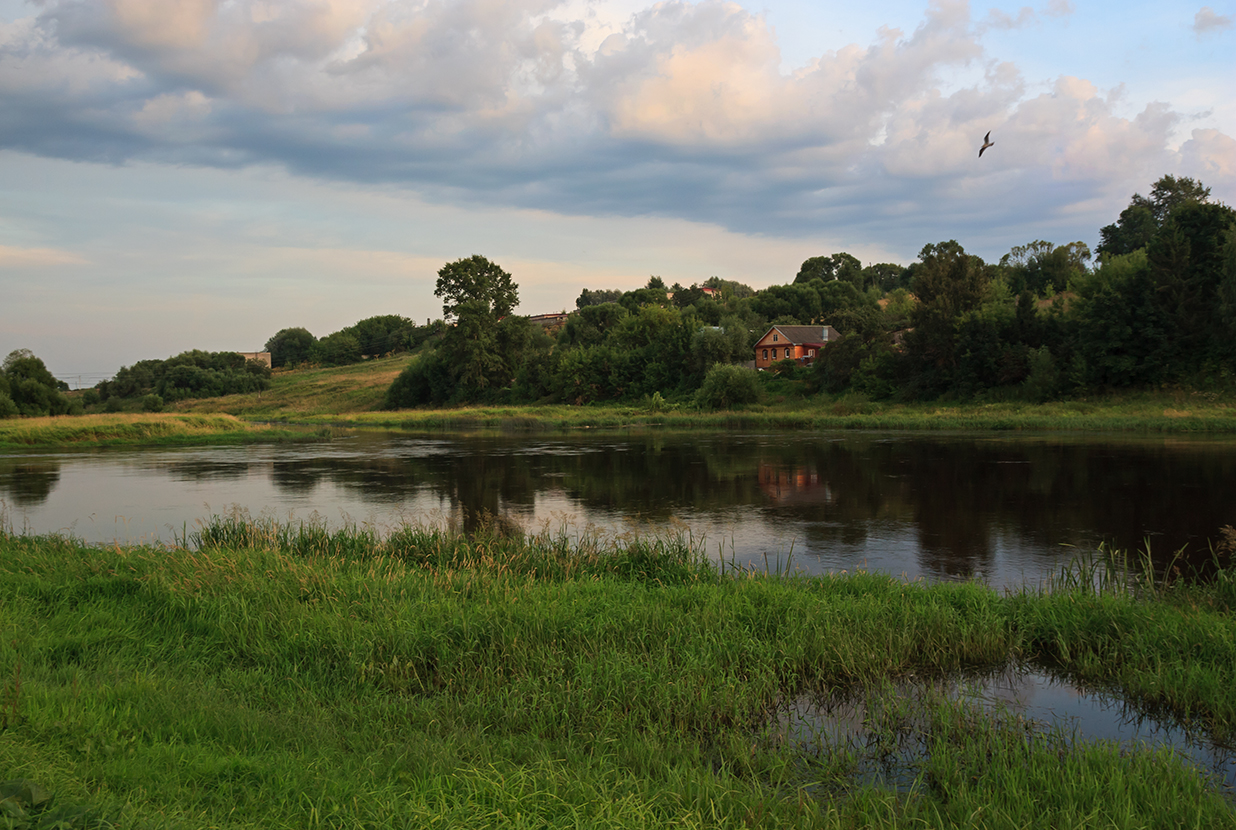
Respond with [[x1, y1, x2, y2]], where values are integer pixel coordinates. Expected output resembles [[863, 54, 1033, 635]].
[[3, 174, 1229, 419], [385, 175, 1235, 409]]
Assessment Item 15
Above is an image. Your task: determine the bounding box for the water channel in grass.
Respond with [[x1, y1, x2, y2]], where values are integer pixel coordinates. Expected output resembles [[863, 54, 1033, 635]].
[[4, 428, 1236, 793], [767, 666, 1236, 795]]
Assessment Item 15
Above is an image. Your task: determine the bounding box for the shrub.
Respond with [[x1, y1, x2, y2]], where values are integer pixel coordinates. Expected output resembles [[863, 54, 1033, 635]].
[[695, 364, 761, 410], [141, 394, 165, 412]]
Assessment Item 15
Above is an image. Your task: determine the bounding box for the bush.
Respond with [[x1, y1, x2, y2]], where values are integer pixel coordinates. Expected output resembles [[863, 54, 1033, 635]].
[[695, 364, 761, 410], [0, 393, 17, 419], [104, 396, 124, 413], [141, 394, 165, 412]]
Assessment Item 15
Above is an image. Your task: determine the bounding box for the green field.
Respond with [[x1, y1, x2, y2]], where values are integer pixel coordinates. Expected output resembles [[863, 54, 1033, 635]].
[[2, 516, 1235, 828]]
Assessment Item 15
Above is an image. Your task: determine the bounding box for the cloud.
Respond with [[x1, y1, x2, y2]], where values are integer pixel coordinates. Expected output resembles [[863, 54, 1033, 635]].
[[1193, 6, 1234, 35], [0, 245, 87, 267], [0, 0, 1230, 250]]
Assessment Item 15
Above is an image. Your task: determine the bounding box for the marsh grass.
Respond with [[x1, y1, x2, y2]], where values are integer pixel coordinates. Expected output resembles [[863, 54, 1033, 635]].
[[0, 413, 306, 447], [2, 517, 1235, 827]]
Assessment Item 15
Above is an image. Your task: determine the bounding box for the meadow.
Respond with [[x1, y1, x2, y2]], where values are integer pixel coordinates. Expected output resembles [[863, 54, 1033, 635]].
[[2, 515, 1235, 828]]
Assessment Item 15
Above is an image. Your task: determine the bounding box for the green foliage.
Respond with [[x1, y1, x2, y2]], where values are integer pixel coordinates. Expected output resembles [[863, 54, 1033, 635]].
[[794, 252, 861, 285], [1000, 240, 1091, 297], [695, 364, 761, 409], [575, 287, 624, 308], [1098, 174, 1212, 257], [140, 393, 164, 413], [435, 255, 518, 320], [310, 330, 362, 367], [264, 326, 317, 368], [0, 350, 73, 417], [100, 351, 272, 403]]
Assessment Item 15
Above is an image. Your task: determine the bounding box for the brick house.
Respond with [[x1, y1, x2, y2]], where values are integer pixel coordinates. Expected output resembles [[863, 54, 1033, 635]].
[[753, 325, 840, 370]]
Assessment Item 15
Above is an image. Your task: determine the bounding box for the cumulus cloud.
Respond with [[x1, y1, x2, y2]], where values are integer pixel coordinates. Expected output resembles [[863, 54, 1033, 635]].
[[0, 0, 1230, 246], [1193, 6, 1234, 35]]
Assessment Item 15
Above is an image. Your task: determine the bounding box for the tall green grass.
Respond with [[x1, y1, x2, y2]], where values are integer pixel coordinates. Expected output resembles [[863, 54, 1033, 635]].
[[2, 517, 1234, 828]]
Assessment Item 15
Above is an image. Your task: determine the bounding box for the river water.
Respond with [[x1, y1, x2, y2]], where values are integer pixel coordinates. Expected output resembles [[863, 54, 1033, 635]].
[[4, 427, 1236, 791], [3, 429, 1235, 588]]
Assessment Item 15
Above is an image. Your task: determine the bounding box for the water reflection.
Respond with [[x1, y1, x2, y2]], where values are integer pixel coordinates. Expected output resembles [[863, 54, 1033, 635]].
[[2, 431, 1235, 585], [770, 665, 1236, 793], [0, 456, 61, 507]]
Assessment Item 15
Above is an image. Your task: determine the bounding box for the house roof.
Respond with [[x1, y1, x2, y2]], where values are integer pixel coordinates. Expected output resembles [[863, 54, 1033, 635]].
[[760, 325, 837, 345]]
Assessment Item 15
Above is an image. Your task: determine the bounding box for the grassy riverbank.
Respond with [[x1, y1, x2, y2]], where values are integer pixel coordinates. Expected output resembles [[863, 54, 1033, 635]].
[[2, 517, 1234, 828], [158, 356, 1236, 433], [0, 413, 316, 447]]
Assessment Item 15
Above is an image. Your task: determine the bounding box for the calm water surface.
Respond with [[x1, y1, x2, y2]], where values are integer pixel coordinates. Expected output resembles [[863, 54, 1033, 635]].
[[3, 429, 1235, 588]]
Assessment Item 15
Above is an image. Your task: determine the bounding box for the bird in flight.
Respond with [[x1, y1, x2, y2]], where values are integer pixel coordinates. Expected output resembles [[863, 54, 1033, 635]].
[[979, 131, 994, 157]]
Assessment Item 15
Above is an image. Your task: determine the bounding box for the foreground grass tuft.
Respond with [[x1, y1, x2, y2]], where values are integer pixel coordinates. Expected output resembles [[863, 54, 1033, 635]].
[[2, 517, 1234, 827]]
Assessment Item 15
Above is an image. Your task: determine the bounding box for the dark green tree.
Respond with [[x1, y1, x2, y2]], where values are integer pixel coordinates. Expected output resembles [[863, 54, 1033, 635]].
[[902, 241, 992, 396], [1098, 175, 1212, 258], [794, 253, 861, 285], [265, 327, 317, 368], [435, 255, 519, 321], [1, 350, 75, 416]]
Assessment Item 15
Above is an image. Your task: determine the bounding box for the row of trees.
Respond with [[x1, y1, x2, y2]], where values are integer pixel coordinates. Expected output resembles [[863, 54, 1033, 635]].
[[386, 175, 1233, 409], [96, 350, 272, 404], [264, 316, 440, 368]]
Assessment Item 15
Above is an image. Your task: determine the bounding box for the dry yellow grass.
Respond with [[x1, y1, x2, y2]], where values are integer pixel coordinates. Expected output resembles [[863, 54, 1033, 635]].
[[0, 413, 282, 445]]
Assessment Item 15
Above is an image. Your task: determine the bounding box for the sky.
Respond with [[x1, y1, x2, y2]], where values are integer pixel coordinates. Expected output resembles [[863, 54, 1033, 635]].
[[1, 0, 1233, 384]]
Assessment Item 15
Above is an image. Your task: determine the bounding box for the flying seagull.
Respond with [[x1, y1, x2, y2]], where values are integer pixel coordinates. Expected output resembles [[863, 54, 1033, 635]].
[[979, 131, 994, 157]]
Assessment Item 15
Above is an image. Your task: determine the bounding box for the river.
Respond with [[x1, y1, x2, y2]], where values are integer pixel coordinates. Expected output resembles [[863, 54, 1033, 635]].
[[3, 429, 1234, 588]]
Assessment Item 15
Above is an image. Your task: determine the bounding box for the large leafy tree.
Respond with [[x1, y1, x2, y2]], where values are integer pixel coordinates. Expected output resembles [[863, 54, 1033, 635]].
[[1098, 175, 1212, 258], [265, 327, 317, 368], [435, 255, 519, 321], [794, 253, 861, 285]]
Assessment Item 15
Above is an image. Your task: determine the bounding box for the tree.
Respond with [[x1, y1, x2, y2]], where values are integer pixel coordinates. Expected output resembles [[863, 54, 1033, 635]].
[[1, 349, 75, 416], [435, 255, 519, 321], [795, 253, 861, 285], [902, 241, 992, 395], [265, 327, 317, 368], [1098, 175, 1212, 258], [1000, 240, 1091, 296]]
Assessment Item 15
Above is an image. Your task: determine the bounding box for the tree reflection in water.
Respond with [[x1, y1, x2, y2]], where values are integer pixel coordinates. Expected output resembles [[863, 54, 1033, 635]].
[[4, 432, 1233, 583]]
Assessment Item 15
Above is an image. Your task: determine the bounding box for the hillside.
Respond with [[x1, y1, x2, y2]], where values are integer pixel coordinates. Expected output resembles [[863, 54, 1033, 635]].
[[172, 354, 408, 418]]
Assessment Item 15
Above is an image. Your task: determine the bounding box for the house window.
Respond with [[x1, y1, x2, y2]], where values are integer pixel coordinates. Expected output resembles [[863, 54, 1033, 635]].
[[773, 334, 779, 342], [762, 349, 768, 360]]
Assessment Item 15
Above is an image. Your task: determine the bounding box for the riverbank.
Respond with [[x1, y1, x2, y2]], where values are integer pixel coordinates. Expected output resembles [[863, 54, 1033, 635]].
[[2, 517, 1234, 828], [0, 413, 315, 447], [156, 356, 1236, 433]]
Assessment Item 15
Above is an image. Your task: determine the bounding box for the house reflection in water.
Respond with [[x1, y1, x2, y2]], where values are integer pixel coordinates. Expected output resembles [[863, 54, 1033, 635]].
[[758, 463, 833, 506]]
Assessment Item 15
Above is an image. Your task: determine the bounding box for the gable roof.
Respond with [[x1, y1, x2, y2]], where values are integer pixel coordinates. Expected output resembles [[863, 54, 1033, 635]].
[[758, 325, 838, 346]]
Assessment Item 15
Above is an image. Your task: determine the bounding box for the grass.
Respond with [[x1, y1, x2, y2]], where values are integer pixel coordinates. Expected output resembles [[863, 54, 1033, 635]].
[[2, 516, 1234, 827], [0, 414, 315, 447], [154, 356, 1236, 433]]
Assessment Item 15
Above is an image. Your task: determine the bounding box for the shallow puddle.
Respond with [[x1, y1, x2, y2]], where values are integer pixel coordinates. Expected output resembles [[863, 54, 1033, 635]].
[[767, 664, 1236, 793]]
